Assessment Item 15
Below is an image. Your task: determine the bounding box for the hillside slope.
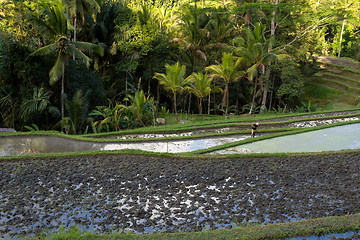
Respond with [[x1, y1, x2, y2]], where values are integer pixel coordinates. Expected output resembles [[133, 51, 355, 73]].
[[302, 56, 360, 110]]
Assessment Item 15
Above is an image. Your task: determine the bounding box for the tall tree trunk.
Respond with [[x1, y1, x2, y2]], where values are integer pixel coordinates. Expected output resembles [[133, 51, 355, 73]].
[[199, 97, 203, 119], [338, 17, 346, 57], [226, 82, 229, 116], [188, 94, 191, 114], [61, 62, 65, 120], [261, 0, 278, 112], [157, 81, 160, 102], [268, 74, 276, 112], [208, 93, 211, 115], [249, 75, 258, 115], [222, 83, 229, 116], [261, 67, 271, 112], [236, 95, 239, 114], [213, 91, 215, 114], [174, 92, 178, 121], [73, 15, 77, 60]]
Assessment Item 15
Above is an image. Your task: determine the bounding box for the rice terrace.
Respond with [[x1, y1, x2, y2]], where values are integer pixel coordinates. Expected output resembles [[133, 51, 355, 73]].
[[1, 0, 360, 239]]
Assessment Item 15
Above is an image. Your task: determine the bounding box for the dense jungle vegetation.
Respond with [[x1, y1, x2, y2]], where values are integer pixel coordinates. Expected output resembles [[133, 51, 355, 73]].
[[1, 0, 359, 134]]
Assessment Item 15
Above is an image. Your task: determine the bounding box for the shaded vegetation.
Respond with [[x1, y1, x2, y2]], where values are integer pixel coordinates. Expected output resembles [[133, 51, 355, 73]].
[[1, 0, 360, 133]]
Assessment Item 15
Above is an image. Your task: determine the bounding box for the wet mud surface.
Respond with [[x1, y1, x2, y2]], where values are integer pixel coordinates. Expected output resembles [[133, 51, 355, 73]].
[[1, 152, 360, 238]]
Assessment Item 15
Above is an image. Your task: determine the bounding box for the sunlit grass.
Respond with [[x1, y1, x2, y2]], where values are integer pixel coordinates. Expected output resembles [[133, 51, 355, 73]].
[[22, 214, 360, 240]]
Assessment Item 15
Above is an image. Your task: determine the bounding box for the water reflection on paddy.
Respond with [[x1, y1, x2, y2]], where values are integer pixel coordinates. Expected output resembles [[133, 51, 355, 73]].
[[1, 123, 360, 156], [215, 123, 360, 154], [0, 135, 248, 156]]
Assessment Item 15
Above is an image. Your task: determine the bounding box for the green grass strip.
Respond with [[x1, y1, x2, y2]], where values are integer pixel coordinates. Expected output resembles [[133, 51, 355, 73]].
[[318, 59, 359, 69], [23, 214, 360, 240]]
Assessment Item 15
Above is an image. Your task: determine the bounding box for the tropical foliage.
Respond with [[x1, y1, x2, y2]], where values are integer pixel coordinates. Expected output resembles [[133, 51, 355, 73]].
[[1, 0, 360, 133]]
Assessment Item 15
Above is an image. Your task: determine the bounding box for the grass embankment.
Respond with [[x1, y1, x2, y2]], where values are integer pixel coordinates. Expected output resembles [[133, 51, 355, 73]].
[[24, 214, 360, 240], [303, 57, 360, 110]]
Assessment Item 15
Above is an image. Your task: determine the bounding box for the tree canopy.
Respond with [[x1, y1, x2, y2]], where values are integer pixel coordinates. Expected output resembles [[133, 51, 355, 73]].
[[1, 0, 360, 132]]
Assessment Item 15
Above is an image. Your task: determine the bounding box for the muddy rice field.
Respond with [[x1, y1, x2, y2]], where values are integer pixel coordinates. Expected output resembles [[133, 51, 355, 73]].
[[1, 151, 360, 238]]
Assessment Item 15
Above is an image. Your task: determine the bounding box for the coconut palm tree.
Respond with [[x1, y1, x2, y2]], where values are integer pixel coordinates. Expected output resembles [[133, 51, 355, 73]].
[[173, 5, 208, 72], [62, 0, 100, 43], [206, 53, 244, 116], [28, 1, 70, 42], [234, 22, 276, 114], [29, 3, 104, 120], [30, 36, 103, 119], [153, 62, 191, 122], [187, 72, 212, 119]]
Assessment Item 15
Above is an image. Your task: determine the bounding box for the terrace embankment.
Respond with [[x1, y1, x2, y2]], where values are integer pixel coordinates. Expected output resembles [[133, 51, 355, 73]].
[[1, 152, 360, 238]]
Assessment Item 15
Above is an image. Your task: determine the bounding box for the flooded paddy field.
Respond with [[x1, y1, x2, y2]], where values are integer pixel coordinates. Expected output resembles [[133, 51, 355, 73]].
[[88, 114, 360, 140], [1, 152, 360, 238], [216, 123, 360, 154], [0, 134, 248, 156]]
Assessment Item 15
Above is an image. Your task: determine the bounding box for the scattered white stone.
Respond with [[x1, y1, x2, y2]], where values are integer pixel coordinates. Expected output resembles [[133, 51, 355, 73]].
[[211, 197, 220, 204], [248, 197, 254, 206], [207, 185, 221, 192], [150, 209, 161, 220], [74, 183, 83, 190], [181, 199, 192, 208]]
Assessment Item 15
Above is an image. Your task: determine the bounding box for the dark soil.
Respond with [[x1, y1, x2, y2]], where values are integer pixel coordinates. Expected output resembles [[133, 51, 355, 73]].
[[1, 152, 360, 238]]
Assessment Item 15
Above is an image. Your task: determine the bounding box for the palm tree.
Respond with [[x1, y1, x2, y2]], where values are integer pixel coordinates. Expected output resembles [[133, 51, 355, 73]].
[[29, 3, 104, 120], [124, 90, 155, 126], [64, 89, 88, 134], [234, 22, 276, 114], [154, 6, 175, 33], [30, 36, 103, 120], [187, 72, 212, 119], [20, 87, 51, 120], [206, 53, 244, 116], [153, 62, 191, 121], [62, 0, 100, 43], [90, 100, 125, 132], [174, 5, 207, 72], [28, 1, 70, 42]]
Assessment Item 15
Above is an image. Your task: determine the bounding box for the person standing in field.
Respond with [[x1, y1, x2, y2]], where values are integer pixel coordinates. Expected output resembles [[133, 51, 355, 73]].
[[251, 122, 259, 137]]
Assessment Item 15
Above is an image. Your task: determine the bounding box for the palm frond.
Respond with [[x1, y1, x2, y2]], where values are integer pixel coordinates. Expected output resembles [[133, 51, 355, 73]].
[[29, 44, 57, 57], [69, 46, 92, 67], [49, 53, 65, 85], [73, 41, 104, 56]]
